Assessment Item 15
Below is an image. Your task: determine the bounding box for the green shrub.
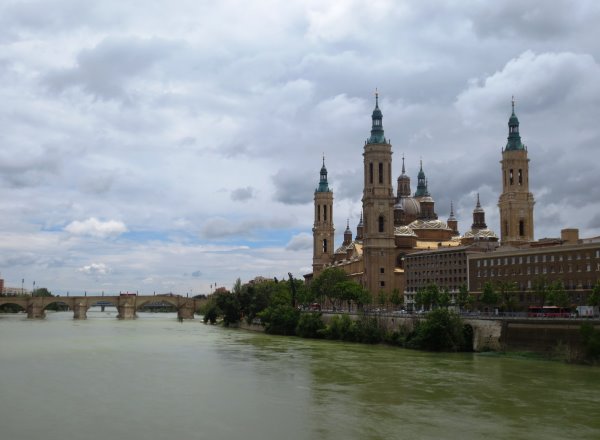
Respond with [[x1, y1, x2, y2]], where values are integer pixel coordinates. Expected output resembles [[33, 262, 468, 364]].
[[408, 309, 464, 351], [260, 305, 300, 335], [355, 315, 383, 344], [296, 312, 325, 338]]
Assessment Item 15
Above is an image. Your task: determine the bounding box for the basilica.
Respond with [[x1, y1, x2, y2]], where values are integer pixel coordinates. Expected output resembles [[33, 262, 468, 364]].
[[308, 94, 535, 297]]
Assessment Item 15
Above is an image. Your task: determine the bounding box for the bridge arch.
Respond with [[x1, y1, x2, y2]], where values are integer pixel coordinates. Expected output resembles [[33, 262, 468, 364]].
[[135, 297, 180, 310], [0, 299, 26, 312]]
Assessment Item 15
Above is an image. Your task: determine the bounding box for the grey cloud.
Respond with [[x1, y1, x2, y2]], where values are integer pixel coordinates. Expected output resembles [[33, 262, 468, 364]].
[[44, 36, 178, 101], [271, 169, 314, 205], [191, 270, 202, 277], [468, 0, 600, 40], [0, 145, 62, 188], [230, 186, 255, 202], [285, 233, 312, 251], [587, 213, 600, 230]]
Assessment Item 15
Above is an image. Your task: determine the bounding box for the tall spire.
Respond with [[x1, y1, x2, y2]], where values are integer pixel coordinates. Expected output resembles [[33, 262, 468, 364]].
[[401, 154, 406, 175], [415, 160, 428, 197], [367, 89, 385, 144], [505, 96, 525, 151], [316, 156, 330, 192], [448, 201, 457, 221]]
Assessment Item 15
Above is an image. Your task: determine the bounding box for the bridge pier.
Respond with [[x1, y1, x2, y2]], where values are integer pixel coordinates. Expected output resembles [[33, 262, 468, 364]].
[[73, 303, 88, 320], [117, 303, 137, 320], [27, 303, 45, 319], [177, 306, 195, 320]]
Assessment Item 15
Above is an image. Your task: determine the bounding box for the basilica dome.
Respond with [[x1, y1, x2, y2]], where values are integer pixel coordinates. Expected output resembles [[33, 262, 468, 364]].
[[395, 196, 421, 216]]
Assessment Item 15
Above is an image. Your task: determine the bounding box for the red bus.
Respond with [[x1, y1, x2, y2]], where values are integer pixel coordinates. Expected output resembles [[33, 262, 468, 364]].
[[527, 306, 570, 318]]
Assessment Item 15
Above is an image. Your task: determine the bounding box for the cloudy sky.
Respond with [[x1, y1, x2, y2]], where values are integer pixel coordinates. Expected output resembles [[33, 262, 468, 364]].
[[1, 0, 600, 295]]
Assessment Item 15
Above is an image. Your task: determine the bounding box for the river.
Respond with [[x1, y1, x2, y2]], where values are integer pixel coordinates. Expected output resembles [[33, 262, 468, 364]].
[[0, 310, 599, 440]]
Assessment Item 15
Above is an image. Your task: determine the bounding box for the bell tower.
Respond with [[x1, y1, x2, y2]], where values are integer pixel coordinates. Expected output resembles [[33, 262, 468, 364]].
[[313, 157, 335, 277], [498, 98, 535, 245], [362, 92, 395, 296]]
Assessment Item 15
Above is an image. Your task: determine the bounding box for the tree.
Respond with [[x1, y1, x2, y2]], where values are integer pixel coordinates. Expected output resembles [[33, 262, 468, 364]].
[[496, 281, 517, 312], [456, 284, 474, 312], [479, 282, 499, 312], [310, 267, 348, 307], [215, 291, 240, 326], [390, 288, 403, 310], [335, 280, 368, 311], [34, 287, 52, 297], [532, 276, 549, 307], [377, 290, 387, 308], [232, 278, 242, 295], [438, 288, 451, 309], [547, 281, 570, 308], [588, 281, 600, 307], [202, 301, 220, 324]]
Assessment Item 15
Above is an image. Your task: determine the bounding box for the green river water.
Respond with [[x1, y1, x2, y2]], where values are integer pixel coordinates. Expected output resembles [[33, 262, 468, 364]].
[[0, 310, 599, 440]]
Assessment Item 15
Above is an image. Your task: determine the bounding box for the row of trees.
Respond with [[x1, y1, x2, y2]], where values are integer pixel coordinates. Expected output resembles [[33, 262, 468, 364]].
[[201, 268, 376, 327]]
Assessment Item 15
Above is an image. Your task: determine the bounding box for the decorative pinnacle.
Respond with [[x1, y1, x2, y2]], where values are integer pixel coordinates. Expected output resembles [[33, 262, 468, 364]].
[[512, 95, 515, 114], [402, 154, 406, 174], [450, 201, 454, 216], [375, 88, 379, 107], [476, 192, 481, 208]]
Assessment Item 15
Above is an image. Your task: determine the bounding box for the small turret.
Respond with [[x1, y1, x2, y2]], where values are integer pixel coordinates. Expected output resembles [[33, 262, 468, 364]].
[[447, 201, 459, 235], [343, 219, 352, 245], [396, 155, 411, 198], [356, 212, 364, 241], [471, 193, 487, 230]]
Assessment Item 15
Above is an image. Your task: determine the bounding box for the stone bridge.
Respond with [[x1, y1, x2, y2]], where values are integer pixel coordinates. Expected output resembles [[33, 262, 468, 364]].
[[0, 295, 208, 320]]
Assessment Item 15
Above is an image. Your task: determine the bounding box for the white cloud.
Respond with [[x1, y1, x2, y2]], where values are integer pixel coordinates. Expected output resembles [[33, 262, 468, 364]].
[[78, 262, 110, 276], [65, 218, 128, 238]]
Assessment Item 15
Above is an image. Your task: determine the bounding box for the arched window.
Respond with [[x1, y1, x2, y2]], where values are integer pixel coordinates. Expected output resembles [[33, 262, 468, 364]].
[[378, 215, 384, 233], [369, 163, 373, 184], [519, 220, 525, 237], [509, 169, 514, 185], [518, 169, 523, 185], [378, 162, 383, 184], [323, 239, 328, 253]]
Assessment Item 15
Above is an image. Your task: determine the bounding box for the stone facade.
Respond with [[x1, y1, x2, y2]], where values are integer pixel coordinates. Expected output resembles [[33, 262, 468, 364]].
[[468, 232, 600, 307]]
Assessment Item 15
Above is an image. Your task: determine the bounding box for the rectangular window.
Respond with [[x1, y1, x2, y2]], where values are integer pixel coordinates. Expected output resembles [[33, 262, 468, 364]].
[[380, 281, 385, 287], [369, 163, 373, 184], [380, 267, 385, 274], [378, 162, 383, 184]]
